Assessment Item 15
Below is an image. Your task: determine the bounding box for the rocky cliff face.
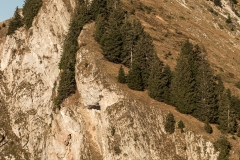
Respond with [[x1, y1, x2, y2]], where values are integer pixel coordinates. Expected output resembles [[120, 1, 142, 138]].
[[0, 0, 223, 159]]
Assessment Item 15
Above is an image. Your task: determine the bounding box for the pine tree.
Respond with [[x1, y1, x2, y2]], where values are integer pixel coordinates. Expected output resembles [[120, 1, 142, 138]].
[[237, 127, 240, 137], [95, 15, 106, 43], [194, 56, 218, 123], [171, 54, 196, 114], [121, 21, 134, 66], [127, 62, 143, 91], [162, 65, 172, 104], [214, 137, 231, 160], [89, 0, 107, 20], [165, 112, 176, 134], [121, 19, 144, 66], [101, 7, 125, 63], [178, 120, 185, 133], [118, 65, 126, 83], [7, 7, 23, 35], [218, 90, 237, 133], [134, 32, 155, 88], [213, 0, 222, 7], [204, 120, 213, 134], [148, 58, 165, 101]]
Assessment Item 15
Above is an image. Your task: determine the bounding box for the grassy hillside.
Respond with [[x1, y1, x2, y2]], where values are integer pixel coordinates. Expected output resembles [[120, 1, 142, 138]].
[[122, 0, 240, 96]]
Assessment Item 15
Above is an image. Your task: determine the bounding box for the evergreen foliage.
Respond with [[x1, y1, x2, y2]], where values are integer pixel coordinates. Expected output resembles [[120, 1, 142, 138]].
[[171, 41, 197, 114], [7, 7, 23, 35], [162, 65, 172, 104], [100, 6, 125, 63], [55, 1, 91, 109], [237, 127, 240, 137], [94, 15, 106, 43], [127, 62, 143, 91], [194, 55, 218, 123], [230, 0, 238, 4], [134, 32, 155, 87], [204, 120, 213, 134], [214, 137, 231, 160], [148, 57, 165, 101], [226, 15, 232, 24], [165, 112, 176, 134], [22, 0, 43, 29], [218, 90, 237, 133], [178, 120, 185, 133], [213, 0, 222, 7], [229, 95, 240, 119], [89, 0, 107, 20], [118, 65, 126, 83]]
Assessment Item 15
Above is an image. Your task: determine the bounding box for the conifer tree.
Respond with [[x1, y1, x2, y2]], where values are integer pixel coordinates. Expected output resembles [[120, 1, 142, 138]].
[[148, 58, 165, 101], [204, 120, 213, 134], [121, 19, 144, 66], [118, 65, 126, 83], [214, 137, 231, 160], [237, 127, 240, 137], [95, 15, 106, 43], [89, 0, 107, 20], [218, 90, 237, 133], [194, 56, 218, 123], [165, 112, 176, 134], [162, 65, 172, 104], [127, 61, 143, 91], [121, 20, 134, 66], [171, 53, 196, 114], [178, 120, 185, 133], [7, 7, 23, 35], [213, 0, 222, 7], [101, 6, 125, 63], [134, 32, 155, 88]]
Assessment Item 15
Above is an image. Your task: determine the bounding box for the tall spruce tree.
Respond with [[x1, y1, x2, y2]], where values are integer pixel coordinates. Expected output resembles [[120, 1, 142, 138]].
[[101, 6, 125, 63], [171, 42, 197, 114], [162, 65, 172, 104], [121, 20, 144, 66], [127, 61, 143, 91], [194, 56, 218, 123], [134, 32, 155, 88], [121, 20, 134, 66], [148, 57, 165, 101], [218, 90, 237, 133], [95, 15, 106, 43]]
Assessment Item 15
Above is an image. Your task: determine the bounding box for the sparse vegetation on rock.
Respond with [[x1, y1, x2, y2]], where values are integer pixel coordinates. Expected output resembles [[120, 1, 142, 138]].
[[22, 0, 42, 29], [7, 7, 23, 35], [118, 65, 126, 84], [214, 137, 231, 160], [165, 112, 176, 134], [178, 120, 185, 133]]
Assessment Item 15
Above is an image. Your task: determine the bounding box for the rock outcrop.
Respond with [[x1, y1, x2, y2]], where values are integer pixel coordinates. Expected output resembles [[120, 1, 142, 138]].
[[0, 0, 229, 159]]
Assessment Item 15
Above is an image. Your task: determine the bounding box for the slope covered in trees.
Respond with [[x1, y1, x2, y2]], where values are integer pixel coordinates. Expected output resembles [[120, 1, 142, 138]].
[[92, 0, 240, 137]]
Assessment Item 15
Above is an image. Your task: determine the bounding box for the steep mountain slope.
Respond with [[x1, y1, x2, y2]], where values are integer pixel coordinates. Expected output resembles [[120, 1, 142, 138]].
[[122, 0, 240, 94], [0, 0, 240, 159]]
